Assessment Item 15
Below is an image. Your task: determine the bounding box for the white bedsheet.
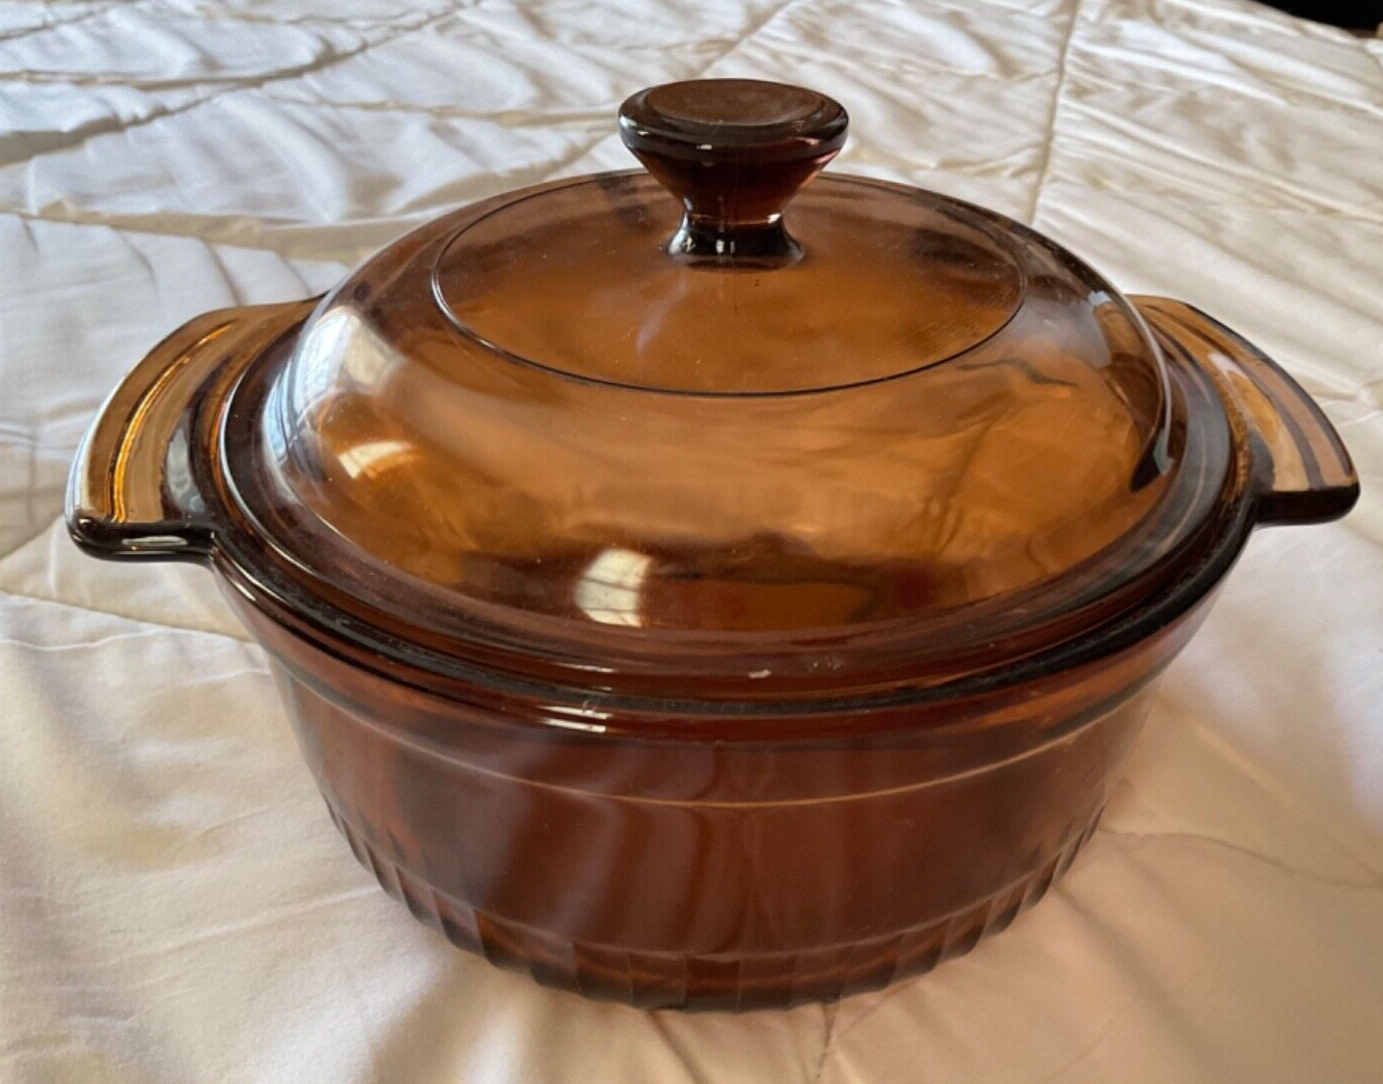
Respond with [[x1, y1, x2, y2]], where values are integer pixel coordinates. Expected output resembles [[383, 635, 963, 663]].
[[1, 0, 1381, 1080]]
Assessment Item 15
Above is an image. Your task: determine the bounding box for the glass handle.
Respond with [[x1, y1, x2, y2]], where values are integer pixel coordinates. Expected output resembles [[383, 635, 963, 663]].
[[1134, 296, 1359, 527], [66, 298, 318, 562], [618, 78, 847, 267]]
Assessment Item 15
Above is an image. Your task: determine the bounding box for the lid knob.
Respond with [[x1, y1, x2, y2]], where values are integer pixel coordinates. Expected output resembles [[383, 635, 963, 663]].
[[618, 79, 848, 267]]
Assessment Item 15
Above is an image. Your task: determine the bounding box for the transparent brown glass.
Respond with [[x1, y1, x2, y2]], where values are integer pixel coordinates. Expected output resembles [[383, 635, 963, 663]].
[[68, 80, 1358, 1010]]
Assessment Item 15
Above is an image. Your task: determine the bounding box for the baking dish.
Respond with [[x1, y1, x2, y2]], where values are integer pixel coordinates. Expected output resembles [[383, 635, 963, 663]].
[[67, 79, 1358, 1010]]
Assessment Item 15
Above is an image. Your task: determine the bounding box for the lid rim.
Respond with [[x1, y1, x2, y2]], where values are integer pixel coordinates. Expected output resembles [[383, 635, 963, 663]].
[[209, 477, 1250, 725]]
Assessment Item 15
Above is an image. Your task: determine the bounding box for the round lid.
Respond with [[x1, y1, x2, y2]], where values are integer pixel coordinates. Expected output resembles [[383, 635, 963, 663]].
[[226, 80, 1230, 698]]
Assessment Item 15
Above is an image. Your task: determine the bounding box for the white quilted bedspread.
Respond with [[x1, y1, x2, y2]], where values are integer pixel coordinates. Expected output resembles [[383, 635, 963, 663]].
[[1, 0, 1381, 1080]]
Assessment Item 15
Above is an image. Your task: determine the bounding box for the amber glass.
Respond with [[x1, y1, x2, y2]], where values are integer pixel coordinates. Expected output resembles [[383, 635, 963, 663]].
[[67, 80, 1358, 1009], [241, 197, 1192, 696], [226, 575, 1193, 1009], [220, 80, 1223, 697]]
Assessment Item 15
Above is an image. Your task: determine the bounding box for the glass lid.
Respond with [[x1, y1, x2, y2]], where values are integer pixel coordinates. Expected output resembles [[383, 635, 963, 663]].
[[224, 80, 1231, 694]]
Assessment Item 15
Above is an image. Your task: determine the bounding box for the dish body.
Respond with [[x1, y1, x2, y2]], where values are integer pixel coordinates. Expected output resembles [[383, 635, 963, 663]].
[[239, 568, 1184, 1010], [67, 81, 1358, 1010]]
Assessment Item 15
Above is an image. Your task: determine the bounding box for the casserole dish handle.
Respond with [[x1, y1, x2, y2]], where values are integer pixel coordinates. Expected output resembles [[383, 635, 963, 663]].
[[1133, 296, 1359, 527], [67, 299, 316, 562]]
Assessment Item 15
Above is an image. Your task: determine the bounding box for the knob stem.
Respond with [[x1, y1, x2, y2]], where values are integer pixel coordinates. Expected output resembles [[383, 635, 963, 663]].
[[619, 79, 848, 268]]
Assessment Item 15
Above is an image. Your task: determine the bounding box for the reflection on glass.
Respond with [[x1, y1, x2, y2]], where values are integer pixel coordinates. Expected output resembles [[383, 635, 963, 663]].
[[337, 439, 416, 480], [574, 547, 652, 627], [289, 304, 400, 416]]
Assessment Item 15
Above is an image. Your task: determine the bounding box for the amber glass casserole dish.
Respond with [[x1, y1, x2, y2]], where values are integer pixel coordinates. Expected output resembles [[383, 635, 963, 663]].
[[68, 81, 1358, 1010]]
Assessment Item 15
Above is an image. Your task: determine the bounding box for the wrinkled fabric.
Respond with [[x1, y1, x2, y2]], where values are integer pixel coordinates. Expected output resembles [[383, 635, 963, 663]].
[[1, 0, 1381, 1081]]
